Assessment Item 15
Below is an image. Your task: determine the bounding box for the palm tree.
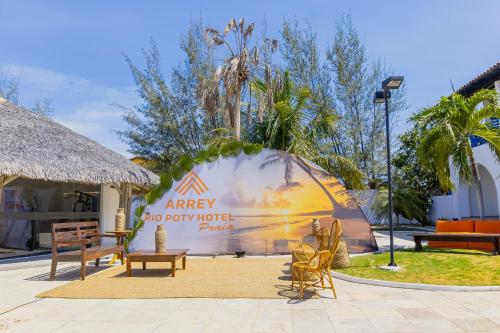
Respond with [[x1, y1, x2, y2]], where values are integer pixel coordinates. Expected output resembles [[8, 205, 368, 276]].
[[372, 187, 426, 229], [413, 89, 500, 219], [202, 19, 259, 140], [249, 71, 365, 189]]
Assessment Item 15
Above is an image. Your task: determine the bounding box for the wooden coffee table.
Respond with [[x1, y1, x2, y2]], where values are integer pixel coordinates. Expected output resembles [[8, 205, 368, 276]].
[[126, 249, 189, 277]]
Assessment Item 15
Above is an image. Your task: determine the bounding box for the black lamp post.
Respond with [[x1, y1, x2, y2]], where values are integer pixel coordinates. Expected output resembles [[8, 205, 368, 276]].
[[374, 75, 404, 267]]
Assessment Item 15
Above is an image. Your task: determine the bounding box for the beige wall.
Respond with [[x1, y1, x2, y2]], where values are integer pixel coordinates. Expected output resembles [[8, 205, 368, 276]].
[[100, 183, 120, 245]]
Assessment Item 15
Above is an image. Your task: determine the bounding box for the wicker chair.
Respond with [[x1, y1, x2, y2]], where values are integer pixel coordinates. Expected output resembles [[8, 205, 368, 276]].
[[291, 218, 343, 298], [315, 226, 330, 251], [325, 218, 342, 298], [327, 219, 343, 257], [291, 250, 333, 298], [292, 242, 317, 263]]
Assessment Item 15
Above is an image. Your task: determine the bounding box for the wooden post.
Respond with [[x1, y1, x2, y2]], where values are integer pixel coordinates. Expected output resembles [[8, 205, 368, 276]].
[[119, 183, 132, 228], [0, 176, 19, 214], [0, 176, 4, 212]]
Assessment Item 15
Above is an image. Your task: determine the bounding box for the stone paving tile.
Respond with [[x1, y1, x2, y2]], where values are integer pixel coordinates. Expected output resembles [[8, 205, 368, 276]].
[[76, 308, 136, 322], [331, 318, 378, 333], [140, 298, 187, 310], [0, 318, 26, 332], [289, 298, 325, 309], [3, 320, 66, 333], [478, 292, 500, 306], [203, 323, 253, 333], [256, 309, 293, 322], [383, 297, 427, 309], [368, 318, 421, 333], [348, 292, 386, 301], [51, 321, 114, 333], [219, 298, 260, 310], [22, 307, 86, 322], [409, 294, 464, 308], [105, 322, 160, 333], [408, 318, 465, 333], [161, 310, 214, 324], [253, 319, 293, 333], [31, 298, 106, 309], [465, 304, 500, 320], [486, 316, 500, 326], [357, 303, 406, 320], [432, 306, 483, 319], [325, 302, 366, 320], [292, 308, 330, 321], [98, 298, 148, 310], [293, 320, 335, 333], [439, 291, 497, 308], [0, 306, 53, 321], [121, 309, 173, 323], [259, 299, 291, 310], [397, 308, 444, 320], [210, 308, 258, 324], [178, 298, 222, 310], [151, 323, 204, 333], [452, 318, 500, 332]]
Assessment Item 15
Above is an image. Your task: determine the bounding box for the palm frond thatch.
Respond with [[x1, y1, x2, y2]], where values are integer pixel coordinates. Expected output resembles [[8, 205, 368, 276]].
[[0, 100, 159, 186]]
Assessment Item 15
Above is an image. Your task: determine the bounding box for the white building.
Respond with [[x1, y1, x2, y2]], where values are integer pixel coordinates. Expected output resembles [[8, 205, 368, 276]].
[[430, 63, 500, 221]]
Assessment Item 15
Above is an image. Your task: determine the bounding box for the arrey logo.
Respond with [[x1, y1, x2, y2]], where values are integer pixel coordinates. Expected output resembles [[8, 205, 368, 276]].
[[175, 171, 209, 195]]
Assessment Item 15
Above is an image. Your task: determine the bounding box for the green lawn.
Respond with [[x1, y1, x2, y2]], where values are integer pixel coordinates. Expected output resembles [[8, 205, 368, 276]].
[[336, 248, 500, 286]]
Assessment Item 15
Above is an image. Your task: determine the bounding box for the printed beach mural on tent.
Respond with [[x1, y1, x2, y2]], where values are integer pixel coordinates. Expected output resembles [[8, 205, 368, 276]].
[[133, 149, 378, 254]]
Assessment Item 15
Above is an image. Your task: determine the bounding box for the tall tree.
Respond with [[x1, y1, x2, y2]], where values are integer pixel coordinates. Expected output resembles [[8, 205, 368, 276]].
[[372, 187, 426, 228], [326, 15, 407, 182], [203, 18, 259, 140], [119, 36, 207, 171], [279, 19, 340, 155], [0, 75, 19, 104], [327, 15, 370, 171], [413, 89, 500, 219], [0, 74, 54, 117], [392, 129, 443, 224], [249, 71, 364, 188], [31, 99, 54, 118]]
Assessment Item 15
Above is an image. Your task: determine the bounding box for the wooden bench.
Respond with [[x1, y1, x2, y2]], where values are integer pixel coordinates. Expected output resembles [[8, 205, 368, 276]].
[[50, 221, 125, 280], [412, 233, 500, 255]]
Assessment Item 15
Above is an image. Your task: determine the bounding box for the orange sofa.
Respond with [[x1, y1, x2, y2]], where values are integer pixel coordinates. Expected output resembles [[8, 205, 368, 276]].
[[428, 220, 500, 251]]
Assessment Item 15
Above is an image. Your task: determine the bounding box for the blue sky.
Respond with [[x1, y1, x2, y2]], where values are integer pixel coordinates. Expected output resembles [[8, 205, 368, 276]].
[[1, 1, 500, 156]]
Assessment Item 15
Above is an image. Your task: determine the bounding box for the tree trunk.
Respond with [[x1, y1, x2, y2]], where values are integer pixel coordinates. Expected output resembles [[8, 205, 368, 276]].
[[353, 100, 368, 173], [470, 155, 485, 220], [293, 155, 371, 226], [234, 87, 241, 141]]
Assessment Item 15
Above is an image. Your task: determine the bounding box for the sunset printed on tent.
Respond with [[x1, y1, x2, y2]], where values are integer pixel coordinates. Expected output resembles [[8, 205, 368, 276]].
[[134, 149, 377, 254]]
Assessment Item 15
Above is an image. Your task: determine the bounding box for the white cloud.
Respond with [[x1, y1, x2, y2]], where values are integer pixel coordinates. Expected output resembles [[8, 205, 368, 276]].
[[0, 64, 139, 156]]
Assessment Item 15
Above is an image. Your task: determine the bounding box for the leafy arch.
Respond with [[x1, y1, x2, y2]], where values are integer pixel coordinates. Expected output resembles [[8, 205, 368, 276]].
[[125, 140, 263, 251]]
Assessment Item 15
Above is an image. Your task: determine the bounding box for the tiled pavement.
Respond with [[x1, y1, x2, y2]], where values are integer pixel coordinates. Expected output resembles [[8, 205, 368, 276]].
[[0, 260, 499, 333]]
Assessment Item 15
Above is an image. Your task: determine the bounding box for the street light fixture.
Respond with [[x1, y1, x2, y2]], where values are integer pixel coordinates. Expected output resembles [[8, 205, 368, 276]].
[[373, 90, 389, 104], [374, 75, 404, 267], [382, 76, 404, 90]]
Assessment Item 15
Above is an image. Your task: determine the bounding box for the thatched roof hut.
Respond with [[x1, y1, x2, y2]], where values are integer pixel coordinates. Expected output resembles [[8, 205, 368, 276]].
[[0, 99, 159, 187]]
